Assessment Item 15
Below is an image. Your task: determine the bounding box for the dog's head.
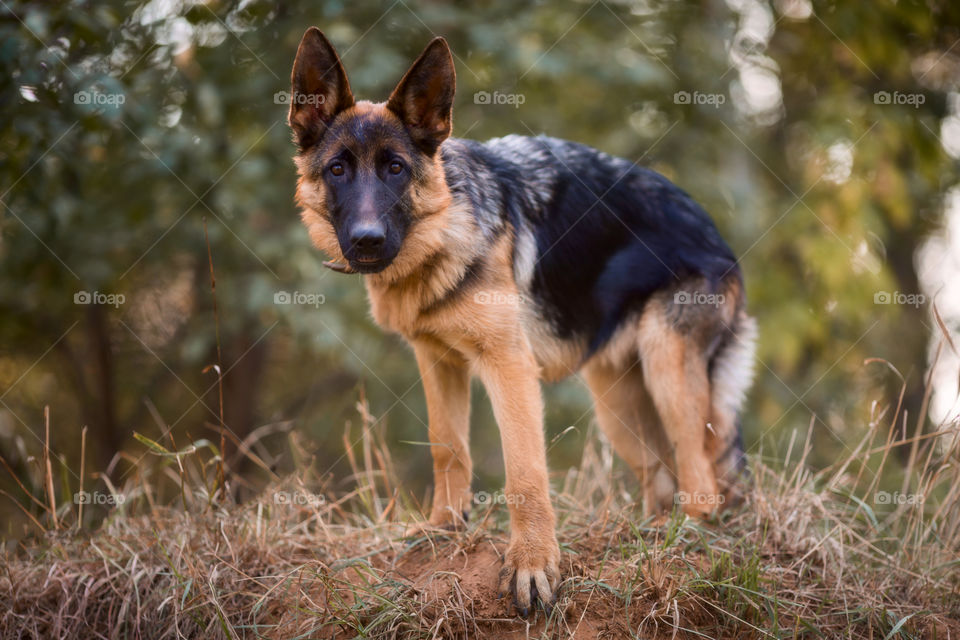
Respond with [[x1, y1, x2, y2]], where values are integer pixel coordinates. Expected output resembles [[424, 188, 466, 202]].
[[288, 28, 455, 275]]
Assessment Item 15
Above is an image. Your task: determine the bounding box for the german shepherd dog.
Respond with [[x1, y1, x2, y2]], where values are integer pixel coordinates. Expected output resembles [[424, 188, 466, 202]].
[[287, 28, 756, 614]]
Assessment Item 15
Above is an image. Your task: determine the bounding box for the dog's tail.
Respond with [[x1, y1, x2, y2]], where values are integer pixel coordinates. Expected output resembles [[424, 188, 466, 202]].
[[708, 310, 757, 500]]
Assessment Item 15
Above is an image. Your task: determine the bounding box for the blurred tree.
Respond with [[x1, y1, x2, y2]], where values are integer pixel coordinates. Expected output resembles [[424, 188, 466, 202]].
[[1, 0, 957, 534]]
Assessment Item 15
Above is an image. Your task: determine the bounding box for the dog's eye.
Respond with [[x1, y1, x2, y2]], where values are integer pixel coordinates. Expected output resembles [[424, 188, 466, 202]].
[[388, 160, 404, 175], [329, 162, 344, 177]]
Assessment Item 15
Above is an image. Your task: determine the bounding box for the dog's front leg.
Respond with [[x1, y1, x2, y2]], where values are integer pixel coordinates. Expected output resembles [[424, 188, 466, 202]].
[[412, 340, 473, 529], [477, 338, 560, 614]]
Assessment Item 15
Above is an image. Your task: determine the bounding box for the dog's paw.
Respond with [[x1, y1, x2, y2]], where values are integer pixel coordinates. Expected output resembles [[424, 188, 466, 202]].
[[497, 533, 561, 617]]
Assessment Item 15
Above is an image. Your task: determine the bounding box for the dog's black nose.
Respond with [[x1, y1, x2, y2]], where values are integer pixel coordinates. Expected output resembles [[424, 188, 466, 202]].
[[350, 226, 386, 253]]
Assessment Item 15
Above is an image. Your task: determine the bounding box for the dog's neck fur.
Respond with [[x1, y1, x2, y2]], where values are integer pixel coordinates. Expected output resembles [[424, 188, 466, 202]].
[[364, 186, 485, 336]]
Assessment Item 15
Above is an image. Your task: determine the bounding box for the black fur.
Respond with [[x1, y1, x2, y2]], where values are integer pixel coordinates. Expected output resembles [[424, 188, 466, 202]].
[[440, 135, 740, 356]]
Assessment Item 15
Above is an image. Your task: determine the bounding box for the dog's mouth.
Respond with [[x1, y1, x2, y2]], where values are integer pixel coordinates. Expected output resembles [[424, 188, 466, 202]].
[[323, 257, 391, 275], [351, 256, 389, 274]]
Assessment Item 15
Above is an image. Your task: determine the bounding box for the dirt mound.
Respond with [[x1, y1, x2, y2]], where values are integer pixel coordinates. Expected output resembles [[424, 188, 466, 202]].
[[4, 498, 959, 639], [391, 539, 610, 639], [4, 421, 960, 639]]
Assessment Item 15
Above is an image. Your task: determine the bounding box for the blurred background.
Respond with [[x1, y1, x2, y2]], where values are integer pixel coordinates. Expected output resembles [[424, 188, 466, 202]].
[[2, 0, 959, 537]]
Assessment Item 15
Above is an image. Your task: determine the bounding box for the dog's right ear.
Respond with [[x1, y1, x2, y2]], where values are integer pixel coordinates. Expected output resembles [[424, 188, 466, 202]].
[[288, 27, 355, 150]]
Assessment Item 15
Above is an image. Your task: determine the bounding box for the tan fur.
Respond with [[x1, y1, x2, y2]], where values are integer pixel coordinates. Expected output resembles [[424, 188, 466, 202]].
[[581, 360, 677, 514], [412, 338, 472, 526], [290, 33, 583, 611], [294, 93, 752, 612], [579, 279, 750, 517], [524, 316, 587, 382], [365, 197, 480, 335], [295, 101, 457, 274], [298, 125, 560, 604], [384, 227, 561, 604], [638, 303, 717, 516]]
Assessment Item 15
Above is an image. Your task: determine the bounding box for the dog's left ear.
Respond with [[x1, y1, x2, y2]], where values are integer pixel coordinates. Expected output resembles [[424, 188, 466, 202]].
[[386, 38, 455, 155]]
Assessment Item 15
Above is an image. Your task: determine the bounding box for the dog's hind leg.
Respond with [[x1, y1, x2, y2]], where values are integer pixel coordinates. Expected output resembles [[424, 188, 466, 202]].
[[582, 361, 676, 515], [637, 302, 720, 517]]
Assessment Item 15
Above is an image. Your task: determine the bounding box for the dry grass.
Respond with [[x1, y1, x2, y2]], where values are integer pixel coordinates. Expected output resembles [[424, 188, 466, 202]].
[[2, 395, 959, 639]]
